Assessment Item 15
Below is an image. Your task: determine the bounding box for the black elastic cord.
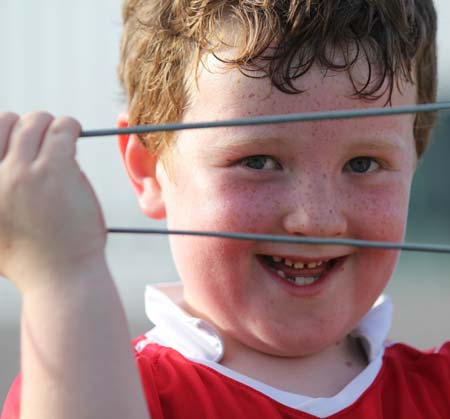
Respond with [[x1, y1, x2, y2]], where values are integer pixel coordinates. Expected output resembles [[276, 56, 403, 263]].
[[80, 102, 450, 138], [107, 228, 450, 254]]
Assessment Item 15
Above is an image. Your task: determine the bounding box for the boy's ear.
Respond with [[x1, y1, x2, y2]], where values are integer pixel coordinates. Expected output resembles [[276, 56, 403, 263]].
[[117, 112, 166, 219]]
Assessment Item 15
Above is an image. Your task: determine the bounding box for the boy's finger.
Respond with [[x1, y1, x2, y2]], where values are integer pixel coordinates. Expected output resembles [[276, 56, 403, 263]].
[[38, 116, 82, 163], [7, 112, 54, 163], [0, 113, 20, 161]]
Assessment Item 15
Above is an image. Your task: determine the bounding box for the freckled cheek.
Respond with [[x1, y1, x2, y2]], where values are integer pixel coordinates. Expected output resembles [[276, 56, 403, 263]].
[[344, 183, 409, 297], [169, 181, 282, 287], [347, 185, 411, 300], [166, 179, 276, 283], [197, 182, 283, 233], [348, 183, 410, 242]]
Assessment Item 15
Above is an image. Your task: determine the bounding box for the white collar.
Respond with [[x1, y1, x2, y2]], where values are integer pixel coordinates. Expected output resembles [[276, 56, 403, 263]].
[[137, 284, 392, 364], [138, 284, 224, 361]]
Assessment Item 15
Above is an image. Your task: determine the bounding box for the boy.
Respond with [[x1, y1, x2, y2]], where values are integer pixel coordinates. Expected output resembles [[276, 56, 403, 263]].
[[2, 0, 448, 418]]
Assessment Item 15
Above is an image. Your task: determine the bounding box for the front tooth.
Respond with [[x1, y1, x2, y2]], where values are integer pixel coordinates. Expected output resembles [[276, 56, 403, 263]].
[[316, 261, 323, 267], [277, 270, 286, 279], [294, 262, 305, 269], [307, 262, 317, 269], [272, 256, 282, 262], [304, 277, 317, 285], [295, 276, 317, 285], [285, 259, 293, 267], [295, 277, 307, 286]]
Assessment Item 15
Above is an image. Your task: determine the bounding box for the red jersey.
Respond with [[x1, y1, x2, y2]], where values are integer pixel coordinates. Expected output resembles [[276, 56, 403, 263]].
[[3, 340, 450, 419]]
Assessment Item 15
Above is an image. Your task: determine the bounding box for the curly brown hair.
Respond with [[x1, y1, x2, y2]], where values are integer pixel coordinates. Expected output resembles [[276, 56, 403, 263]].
[[118, 0, 437, 157]]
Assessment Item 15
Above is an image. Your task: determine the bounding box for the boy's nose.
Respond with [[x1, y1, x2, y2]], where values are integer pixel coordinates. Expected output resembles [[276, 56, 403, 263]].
[[281, 185, 348, 238]]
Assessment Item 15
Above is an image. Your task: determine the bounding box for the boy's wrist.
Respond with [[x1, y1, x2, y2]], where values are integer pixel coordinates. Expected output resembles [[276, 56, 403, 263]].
[[17, 252, 112, 297]]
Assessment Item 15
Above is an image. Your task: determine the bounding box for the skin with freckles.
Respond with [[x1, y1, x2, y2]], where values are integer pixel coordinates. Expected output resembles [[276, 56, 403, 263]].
[[121, 53, 418, 396]]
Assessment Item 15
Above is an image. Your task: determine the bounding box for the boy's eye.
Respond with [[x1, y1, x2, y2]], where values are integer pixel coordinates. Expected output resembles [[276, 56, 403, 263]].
[[345, 157, 380, 174], [240, 155, 281, 170]]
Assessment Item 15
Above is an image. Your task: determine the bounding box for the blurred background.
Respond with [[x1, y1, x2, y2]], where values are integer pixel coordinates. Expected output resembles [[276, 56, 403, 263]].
[[1, 0, 449, 406]]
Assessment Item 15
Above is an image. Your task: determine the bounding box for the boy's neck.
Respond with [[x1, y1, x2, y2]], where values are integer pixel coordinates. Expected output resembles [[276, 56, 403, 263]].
[[220, 333, 368, 398]]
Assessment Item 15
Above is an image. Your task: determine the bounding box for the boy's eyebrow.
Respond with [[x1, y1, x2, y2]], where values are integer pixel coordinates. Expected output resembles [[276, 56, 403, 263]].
[[209, 133, 409, 151], [217, 136, 288, 147], [206, 136, 294, 157], [205, 136, 288, 153], [347, 137, 410, 151]]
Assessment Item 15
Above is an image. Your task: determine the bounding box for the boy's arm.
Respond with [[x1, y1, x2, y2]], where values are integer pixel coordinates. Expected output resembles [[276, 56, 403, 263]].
[[0, 112, 149, 419]]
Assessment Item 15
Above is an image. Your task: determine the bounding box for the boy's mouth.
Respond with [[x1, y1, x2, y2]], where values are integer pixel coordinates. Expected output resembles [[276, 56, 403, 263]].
[[258, 254, 339, 286]]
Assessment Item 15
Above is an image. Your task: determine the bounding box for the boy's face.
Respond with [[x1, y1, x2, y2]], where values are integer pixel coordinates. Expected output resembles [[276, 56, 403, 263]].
[[147, 54, 417, 357]]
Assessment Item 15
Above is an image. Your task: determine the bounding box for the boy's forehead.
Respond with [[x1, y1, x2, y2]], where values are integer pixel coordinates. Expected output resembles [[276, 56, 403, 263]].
[[186, 52, 417, 127], [173, 52, 417, 161]]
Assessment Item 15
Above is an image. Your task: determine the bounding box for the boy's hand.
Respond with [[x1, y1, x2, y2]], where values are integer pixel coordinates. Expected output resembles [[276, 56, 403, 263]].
[[0, 112, 107, 293]]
